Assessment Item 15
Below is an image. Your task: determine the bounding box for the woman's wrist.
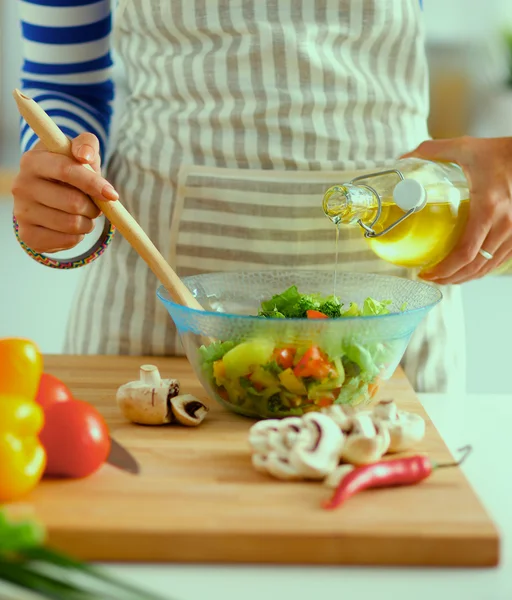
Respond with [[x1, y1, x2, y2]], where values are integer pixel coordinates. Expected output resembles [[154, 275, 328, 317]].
[[12, 214, 115, 270]]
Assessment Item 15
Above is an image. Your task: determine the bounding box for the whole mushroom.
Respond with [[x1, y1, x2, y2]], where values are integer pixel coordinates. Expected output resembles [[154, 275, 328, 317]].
[[116, 365, 180, 425], [371, 399, 425, 453], [116, 365, 209, 427]]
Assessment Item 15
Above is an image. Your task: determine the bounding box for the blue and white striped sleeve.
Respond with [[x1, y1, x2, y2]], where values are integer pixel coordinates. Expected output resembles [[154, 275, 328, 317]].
[[18, 0, 115, 161]]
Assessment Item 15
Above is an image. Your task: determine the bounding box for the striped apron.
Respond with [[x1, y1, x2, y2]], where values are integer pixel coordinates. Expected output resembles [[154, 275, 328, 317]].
[[64, 0, 466, 394]]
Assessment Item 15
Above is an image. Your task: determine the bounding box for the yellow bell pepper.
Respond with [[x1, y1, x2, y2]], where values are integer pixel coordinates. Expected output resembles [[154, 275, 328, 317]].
[[0, 395, 46, 502], [0, 338, 44, 399], [0, 338, 46, 502]]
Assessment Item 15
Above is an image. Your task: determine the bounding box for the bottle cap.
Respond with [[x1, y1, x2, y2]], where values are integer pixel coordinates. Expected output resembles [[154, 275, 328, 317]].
[[393, 179, 427, 212]]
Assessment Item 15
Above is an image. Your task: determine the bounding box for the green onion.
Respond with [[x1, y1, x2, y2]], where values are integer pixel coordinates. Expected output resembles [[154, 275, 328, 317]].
[[0, 509, 170, 600]]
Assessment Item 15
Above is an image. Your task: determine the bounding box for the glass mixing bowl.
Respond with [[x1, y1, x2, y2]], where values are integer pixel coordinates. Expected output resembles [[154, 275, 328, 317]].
[[157, 270, 442, 419]]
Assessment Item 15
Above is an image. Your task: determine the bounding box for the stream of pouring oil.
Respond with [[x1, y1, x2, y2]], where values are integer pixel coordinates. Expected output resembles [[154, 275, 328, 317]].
[[333, 224, 340, 297]]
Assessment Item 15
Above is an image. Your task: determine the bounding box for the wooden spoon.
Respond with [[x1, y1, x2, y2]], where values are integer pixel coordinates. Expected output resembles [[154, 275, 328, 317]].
[[12, 89, 204, 313]]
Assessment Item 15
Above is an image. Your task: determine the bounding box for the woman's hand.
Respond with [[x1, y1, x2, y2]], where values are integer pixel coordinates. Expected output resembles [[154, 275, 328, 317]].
[[402, 136, 512, 284], [12, 133, 118, 254]]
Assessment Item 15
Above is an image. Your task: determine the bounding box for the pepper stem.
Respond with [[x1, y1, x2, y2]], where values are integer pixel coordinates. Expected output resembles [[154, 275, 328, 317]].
[[139, 364, 161, 386], [434, 444, 473, 469]]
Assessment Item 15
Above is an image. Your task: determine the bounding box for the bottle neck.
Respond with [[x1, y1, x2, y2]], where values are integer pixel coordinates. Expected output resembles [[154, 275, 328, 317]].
[[322, 183, 379, 226]]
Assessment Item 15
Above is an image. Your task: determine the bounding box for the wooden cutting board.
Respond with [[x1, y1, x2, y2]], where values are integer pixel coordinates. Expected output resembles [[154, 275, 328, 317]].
[[11, 355, 499, 567]]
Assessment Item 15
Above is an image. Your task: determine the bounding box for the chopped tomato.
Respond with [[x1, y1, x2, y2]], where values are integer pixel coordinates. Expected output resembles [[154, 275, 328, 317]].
[[306, 310, 328, 319], [322, 367, 339, 381], [315, 396, 335, 407], [274, 348, 296, 370], [293, 346, 332, 379], [218, 388, 229, 402]]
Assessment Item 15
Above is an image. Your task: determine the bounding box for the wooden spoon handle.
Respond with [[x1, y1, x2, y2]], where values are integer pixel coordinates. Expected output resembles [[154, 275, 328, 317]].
[[13, 89, 203, 312]]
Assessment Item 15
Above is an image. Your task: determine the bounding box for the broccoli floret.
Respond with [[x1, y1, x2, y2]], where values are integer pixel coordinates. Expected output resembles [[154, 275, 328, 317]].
[[318, 297, 342, 318], [267, 394, 285, 413], [293, 294, 322, 318], [262, 360, 283, 376]]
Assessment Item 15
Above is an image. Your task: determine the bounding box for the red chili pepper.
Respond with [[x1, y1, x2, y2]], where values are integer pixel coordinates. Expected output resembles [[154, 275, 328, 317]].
[[323, 445, 472, 510]]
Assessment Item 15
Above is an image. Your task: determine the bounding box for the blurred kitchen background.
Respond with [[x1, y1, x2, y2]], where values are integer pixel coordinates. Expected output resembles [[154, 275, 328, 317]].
[[0, 0, 511, 394]]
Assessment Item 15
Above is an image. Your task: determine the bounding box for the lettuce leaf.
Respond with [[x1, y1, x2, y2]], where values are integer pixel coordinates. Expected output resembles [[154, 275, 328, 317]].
[[343, 343, 380, 379], [258, 285, 302, 318], [258, 285, 397, 320], [361, 297, 392, 316], [198, 340, 237, 381], [198, 340, 237, 363]]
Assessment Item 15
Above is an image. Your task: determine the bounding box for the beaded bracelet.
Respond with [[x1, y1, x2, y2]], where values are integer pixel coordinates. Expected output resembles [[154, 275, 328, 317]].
[[12, 214, 116, 269]]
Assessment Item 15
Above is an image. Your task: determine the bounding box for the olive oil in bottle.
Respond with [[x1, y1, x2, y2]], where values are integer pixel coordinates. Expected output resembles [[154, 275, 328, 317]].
[[323, 158, 470, 271]]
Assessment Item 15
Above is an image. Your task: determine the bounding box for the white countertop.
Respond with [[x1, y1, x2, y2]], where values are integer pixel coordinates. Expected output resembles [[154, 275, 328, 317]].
[[96, 393, 512, 600]]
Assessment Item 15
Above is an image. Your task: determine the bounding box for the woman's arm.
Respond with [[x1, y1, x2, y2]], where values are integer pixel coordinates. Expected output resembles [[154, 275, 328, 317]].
[[18, 0, 114, 161]]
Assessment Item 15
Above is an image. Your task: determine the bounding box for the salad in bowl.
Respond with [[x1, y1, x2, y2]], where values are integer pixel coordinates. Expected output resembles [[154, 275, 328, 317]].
[[157, 270, 442, 419]]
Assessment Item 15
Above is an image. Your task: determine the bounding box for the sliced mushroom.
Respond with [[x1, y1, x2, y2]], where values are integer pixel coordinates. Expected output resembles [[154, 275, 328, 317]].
[[263, 452, 304, 481], [248, 413, 344, 481], [324, 464, 355, 489], [371, 399, 425, 453], [288, 413, 344, 479], [340, 413, 390, 465], [279, 417, 311, 449], [116, 365, 180, 425], [252, 453, 270, 475], [373, 399, 399, 421], [170, 394, 209, 426], [249, 421, 303, 480], [247, 420, 282, 454], [320, 405, 354, 433]]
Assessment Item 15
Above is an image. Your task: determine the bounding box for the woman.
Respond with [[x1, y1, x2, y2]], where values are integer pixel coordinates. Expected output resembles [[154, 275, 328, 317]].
[[12, 0, 512, 393]]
